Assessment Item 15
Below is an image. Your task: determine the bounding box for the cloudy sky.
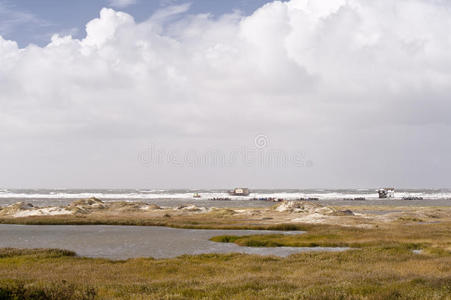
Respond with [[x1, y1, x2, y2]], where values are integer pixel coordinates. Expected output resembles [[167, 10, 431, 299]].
[[1, 0, 450, 189]]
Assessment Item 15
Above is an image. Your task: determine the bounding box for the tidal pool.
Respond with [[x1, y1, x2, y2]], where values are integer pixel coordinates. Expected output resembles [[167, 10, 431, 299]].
[[0, 224, 348, 259]]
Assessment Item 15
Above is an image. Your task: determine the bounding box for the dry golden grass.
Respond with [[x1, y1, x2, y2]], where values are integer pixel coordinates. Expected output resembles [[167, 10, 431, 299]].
[[0, 244, 450, 299], [0, 205, 450, 299], [212, 221, 451, 252], [0, 213, 291, 230]]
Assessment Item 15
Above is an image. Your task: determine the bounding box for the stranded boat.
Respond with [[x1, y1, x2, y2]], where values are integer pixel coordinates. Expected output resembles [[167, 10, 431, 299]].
[[228, 188, 250, 196], [377, 188, 395, 199]]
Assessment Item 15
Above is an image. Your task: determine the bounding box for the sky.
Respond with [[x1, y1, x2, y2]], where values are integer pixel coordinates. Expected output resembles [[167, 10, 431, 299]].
[[0, 0, 272, 47], [1, 0, 451, 189]]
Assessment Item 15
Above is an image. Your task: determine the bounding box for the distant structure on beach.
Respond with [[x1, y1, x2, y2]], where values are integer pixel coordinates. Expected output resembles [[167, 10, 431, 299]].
[[377, 188, 395, 199], [228, 188, 250, 196]]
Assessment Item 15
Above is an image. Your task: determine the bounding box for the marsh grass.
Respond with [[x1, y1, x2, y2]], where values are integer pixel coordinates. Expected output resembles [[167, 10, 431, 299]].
[[0, 214, 309, 231], [0, 246, 450, 299], [0, 280, 96, 300], [0, 248, 76, 259], [211, 221, 451, 252], [0, 214, 450, 299]]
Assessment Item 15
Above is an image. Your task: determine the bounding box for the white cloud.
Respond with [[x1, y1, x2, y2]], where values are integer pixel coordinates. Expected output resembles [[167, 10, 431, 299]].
[[150, 3, 191, 23], [108, 0, 137, 9], [1, 0, 451, 187]]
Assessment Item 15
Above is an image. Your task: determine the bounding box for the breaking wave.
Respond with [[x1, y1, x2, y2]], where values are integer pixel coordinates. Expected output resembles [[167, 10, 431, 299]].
[[0, 189, 450, 201]]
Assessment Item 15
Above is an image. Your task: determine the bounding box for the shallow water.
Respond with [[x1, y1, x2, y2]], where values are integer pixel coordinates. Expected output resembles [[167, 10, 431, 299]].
[[0, 225, 348, 260]]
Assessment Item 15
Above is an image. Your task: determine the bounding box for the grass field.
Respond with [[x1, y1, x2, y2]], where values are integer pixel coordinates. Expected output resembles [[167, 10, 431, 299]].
[[1, 218, 450, 299], [210, 222, 451, 251], [0, 245, 450, 299], [1, 204, 450, 299], [0, 213, 306, 230]]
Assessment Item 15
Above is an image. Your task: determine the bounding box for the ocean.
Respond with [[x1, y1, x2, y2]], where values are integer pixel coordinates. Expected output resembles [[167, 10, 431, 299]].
[[1, 189, 450, 207]]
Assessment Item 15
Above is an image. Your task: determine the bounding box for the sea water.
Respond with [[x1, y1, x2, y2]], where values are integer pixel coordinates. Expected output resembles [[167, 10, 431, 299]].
[[0, 188, 450, 207]]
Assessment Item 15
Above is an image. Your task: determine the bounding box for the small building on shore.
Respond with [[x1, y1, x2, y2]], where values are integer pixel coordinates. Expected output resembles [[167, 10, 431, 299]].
[[229, 188, 250, 196]]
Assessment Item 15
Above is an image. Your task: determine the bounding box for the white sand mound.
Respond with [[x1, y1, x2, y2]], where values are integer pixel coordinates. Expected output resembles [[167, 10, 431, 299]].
[[275, 201, 335, 215], [0, 202, 73, 218], [13, 207, 73, 218], [291, 213, 329, 224], [69, 197, 105, 209], [140, 204, 161, 211], [0, 202, 34, 216], [275, 201, 356, 224], [175, 205, 209, 212]]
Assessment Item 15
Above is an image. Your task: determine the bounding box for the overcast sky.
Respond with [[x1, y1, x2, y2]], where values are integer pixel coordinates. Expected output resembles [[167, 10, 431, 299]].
[[1, 0, 451, 189]]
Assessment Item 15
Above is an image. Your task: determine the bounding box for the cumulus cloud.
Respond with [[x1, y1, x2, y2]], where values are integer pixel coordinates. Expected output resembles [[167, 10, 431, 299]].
[[1, 0, 451, 187]]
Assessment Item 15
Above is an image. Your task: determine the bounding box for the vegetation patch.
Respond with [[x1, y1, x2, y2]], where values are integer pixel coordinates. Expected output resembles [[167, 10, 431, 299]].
[[0, 246, 450, 299], [0, 280, 96, 300], [0, 215, 308, 231], [0, 248, 76, 259], [0, 208, 450, 299], [211, 222, 451, 253]]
